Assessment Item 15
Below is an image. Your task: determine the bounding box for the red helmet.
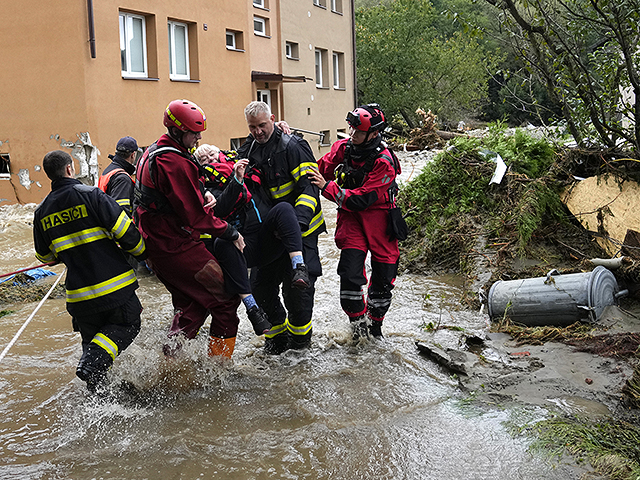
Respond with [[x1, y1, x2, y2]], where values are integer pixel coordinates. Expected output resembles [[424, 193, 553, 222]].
[[346, 104, 386, 133], [163, 99, 207, 132]]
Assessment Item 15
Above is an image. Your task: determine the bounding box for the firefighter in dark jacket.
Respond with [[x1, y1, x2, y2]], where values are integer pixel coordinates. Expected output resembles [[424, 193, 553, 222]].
[[98, 136, 140, 218], [308, 104, 400, 340], [33, 150, 147, 392], [134, 99, 263, 358], [236, 101, 326, 354]]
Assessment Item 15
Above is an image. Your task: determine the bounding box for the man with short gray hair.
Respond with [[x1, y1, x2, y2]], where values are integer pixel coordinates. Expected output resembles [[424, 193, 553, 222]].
[[237, 101, 325, 354]]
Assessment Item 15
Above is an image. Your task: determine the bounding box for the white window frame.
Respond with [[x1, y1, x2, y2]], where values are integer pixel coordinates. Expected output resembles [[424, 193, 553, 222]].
[[315, 49, 323, 87], [333, 52, 340, 88], [253, 0, 265, 8], [168, 20, 190, 80], [119, 12, 148, 78], [331, 0, 343, 13], [226, 31, 237, 50], [253, 16, 267, 36]]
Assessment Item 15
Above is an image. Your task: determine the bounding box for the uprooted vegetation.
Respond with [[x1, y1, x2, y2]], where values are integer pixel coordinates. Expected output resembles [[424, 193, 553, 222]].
[[395, 121, 640, 295]]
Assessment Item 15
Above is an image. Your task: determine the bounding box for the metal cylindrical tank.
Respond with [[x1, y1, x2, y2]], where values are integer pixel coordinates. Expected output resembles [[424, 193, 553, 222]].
[[487, 266, 624, 326]]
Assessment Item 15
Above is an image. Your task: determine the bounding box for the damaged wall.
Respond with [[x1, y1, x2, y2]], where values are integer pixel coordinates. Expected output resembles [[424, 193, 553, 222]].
[[50, 132, 101, 187], [0, 132, 100, 207]]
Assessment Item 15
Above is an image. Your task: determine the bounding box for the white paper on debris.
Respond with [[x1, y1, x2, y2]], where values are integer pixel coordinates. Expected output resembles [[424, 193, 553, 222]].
[[489, 153, 507, 185]]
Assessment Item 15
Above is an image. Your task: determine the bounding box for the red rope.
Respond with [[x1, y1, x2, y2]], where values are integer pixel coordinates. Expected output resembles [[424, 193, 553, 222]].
[[0, 263, 56, 279]]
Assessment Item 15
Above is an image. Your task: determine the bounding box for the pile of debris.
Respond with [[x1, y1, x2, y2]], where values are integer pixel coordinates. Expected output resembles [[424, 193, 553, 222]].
[[389, 108, 462, 151]]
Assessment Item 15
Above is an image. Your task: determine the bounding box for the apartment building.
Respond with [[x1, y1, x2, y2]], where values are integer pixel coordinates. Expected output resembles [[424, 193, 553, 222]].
[[0, 0, 355, 205]]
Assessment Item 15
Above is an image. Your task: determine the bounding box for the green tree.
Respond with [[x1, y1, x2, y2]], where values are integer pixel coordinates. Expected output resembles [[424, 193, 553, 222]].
[[482, 0, 640, 151], [356, 0, 497, 127]]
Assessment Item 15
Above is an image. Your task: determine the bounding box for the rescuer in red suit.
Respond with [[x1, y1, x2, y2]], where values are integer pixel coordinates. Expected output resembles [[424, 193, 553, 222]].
[[308, 104, 401, 340], [134, 99, 251, 358]]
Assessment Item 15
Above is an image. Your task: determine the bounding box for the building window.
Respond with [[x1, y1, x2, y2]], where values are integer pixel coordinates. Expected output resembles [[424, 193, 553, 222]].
[[254, 16, 269, 37], [333, 51, 345, 89], [0, 154, 10, 179], [120, 12, 148, 78], [337, 128, 348, 139], [226, 30, 244, 51], [313, 0, 327, 8], [253, 0, 269, 9], [168, 21, 190, 80], [285, 41, 299, 60], [315, 48, 328, 88], [331, 0, 343, 13], [320, 130, 331, 146]]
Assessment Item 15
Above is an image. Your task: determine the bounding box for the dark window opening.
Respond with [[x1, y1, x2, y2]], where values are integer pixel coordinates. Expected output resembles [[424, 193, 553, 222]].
[[0, 154, 10, 177]]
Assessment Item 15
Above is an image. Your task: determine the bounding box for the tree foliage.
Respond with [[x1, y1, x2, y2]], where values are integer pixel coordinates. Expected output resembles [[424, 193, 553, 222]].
[[355, 0, 498, 127], [482, 0, 640, 152]]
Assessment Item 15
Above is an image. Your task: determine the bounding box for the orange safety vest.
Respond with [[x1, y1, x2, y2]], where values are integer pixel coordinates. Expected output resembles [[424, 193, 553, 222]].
[[98, 168, 133, 193]]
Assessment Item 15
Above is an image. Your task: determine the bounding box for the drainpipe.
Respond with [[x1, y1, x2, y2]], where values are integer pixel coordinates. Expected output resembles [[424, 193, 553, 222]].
[[350, 0, 357, 107], [87, 0, 96, 58]]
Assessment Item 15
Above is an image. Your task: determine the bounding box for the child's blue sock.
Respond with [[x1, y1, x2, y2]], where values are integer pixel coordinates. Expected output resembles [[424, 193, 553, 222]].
[[291, 254, 304, 269], [242, 294, 257, 310]]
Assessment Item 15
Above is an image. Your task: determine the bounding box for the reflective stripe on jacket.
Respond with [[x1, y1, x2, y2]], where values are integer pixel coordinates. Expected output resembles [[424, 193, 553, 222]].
[[33, 177, 146, 315]]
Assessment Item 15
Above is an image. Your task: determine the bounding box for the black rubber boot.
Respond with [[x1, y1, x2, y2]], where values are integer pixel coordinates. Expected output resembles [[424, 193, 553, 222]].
[[351, 316, 369, 342], [247, 305, 272, 335], [264, 332, 290, 355], [369, 320, 384, 339], [76, 344, 112, 392], [289, 332, 311, 350]]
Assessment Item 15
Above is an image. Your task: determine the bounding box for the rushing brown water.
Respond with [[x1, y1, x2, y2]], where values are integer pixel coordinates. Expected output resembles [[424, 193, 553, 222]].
[[0, 195, 586, 480]]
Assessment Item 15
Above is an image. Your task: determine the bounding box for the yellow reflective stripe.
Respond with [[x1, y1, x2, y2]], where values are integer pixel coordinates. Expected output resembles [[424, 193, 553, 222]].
[[92, 333, 119, 360], [66, 269, 136, 303], [290, 162, 317, 181], [111, 211, 130, 239], [269, 181, 294, 199], [288, 319, 312, 336], [126, 236, 146, 256], [295, 194, 317, 210], [265, 319, 289, 339], [36, 251, 57, 263], [200, 233, 212, 239], [116, 198, 131, 207], [51, 227, 109, 254], [302, 210, 325, 237]]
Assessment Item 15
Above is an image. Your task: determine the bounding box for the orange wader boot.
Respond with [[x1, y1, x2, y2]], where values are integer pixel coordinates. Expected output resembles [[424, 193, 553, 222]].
[[208, 336, 236, 358]]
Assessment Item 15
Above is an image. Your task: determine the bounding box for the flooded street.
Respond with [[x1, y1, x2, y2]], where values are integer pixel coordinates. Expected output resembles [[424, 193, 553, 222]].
[[0, 194, 588, 480]]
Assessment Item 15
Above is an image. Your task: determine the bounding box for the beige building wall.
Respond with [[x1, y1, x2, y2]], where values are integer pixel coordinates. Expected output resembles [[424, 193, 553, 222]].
[[0, 0, 255, 205], [279, 0, 355, 157], [0, 0, 355, 205]]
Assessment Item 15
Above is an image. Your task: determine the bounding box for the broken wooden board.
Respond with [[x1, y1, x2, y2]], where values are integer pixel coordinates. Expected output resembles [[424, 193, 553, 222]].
[[563, 176, 640, 256]]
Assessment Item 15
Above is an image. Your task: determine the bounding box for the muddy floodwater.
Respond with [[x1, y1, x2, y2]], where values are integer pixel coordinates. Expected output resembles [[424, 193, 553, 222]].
[[0, 191, 592, 479]]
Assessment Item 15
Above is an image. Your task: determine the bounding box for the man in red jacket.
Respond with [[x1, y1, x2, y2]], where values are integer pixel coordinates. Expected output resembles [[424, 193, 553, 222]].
[[308, 104, 400, 340], [134, 99, 262, 358]]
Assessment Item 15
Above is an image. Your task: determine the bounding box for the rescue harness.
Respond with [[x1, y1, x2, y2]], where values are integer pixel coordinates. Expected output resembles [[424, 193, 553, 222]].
[[134, 144, 200, 214], [335, 140, 402, 202]]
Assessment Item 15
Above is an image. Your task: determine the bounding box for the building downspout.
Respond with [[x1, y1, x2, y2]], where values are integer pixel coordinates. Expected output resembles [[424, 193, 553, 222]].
[[87, 0, 96, 58], [350, 0, 357, 107]]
